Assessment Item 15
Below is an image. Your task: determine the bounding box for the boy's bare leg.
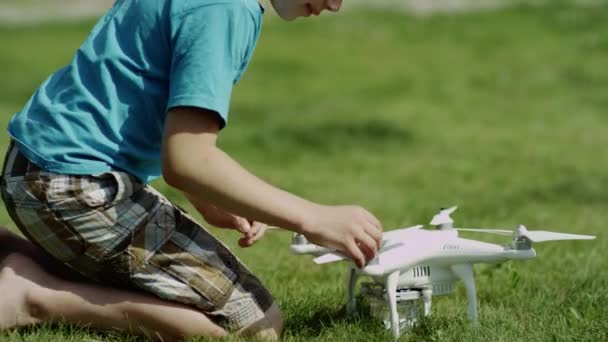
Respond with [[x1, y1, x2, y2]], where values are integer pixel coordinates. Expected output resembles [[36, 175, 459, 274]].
[[0, 251, 228, 341], [0, 228, 282, 341]]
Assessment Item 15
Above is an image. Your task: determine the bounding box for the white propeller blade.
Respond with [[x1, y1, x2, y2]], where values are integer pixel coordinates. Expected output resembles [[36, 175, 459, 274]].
[[430, 206, 458, 225], [314, 252, 347, 264], [456, 227, 596, 242], [523, 231, 596, 242], [456, 228, 512, 235]]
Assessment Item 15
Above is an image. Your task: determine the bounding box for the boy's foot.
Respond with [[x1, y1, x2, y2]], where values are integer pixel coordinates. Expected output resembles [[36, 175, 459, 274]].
[[0, 254, 43, 330]]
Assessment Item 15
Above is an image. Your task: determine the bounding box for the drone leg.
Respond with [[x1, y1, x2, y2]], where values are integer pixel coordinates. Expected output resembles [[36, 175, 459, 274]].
[[346, 266, 358, 315], [451, 264, 478, 325], [386, 271, 400, 338], [422, 287, 433, 317]]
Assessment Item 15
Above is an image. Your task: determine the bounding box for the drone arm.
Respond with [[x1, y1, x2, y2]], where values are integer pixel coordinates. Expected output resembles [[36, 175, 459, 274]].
[[450, 264, 478, 325]]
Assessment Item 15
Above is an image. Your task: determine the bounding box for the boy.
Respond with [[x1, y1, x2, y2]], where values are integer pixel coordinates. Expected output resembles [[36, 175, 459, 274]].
[[0, 0, 383, 340]]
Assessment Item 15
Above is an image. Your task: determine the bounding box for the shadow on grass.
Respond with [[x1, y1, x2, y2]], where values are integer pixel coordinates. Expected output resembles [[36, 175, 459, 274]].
[[282, 299, 473, 341], [283, 302, 374, 337], [283, 304, 352, 337], [406, 315, 473, 341]]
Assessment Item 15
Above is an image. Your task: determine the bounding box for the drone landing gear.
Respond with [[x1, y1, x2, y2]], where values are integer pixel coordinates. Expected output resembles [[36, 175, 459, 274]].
[[386, 271, 400, 337], [450, 264, 478, 324], [346, 267, 358, 315]]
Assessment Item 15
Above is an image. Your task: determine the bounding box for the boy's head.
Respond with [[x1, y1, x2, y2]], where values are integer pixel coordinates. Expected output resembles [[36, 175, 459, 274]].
[[270, 0, 342, 20]]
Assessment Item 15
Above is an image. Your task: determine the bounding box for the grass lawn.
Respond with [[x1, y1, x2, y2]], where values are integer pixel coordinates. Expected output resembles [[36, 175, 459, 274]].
[[0, 2, 607, 341]]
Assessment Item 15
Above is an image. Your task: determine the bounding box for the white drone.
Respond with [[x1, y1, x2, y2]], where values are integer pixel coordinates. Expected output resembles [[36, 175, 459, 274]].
[[289, 206, 596, 338]]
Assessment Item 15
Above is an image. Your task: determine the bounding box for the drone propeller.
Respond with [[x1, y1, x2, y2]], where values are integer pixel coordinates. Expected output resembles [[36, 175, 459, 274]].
[[430, 206, 458, 225], [456, 225, 596, 242], [314, 252, 346, 264], [456, 228, 512, 235], [521, 230, 596, 242]]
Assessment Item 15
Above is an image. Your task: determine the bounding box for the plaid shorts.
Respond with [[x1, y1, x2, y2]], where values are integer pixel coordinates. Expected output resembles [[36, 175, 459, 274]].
[[0, 142, 274, 331]]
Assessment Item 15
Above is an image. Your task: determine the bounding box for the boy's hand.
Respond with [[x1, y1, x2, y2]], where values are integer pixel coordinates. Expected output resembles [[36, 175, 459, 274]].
[[236, 221, 268, 248], [189, 196, 267, 247], [301, 205, 383, 268]]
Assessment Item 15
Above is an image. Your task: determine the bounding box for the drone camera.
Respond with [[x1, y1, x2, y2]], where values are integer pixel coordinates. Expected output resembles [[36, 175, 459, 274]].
[[361, 282, 422, 331]]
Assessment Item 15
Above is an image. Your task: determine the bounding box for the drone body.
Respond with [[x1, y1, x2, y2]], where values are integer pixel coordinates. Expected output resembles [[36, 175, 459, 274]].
[[289, 207, 595, 338]]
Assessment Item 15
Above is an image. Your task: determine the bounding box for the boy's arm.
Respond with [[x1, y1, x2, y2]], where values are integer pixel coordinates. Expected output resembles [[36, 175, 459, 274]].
[[162, 106, 383, 267], [163, 106, 317, 231]]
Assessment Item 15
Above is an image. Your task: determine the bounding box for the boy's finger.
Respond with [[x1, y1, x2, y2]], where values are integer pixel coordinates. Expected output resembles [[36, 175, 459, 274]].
[[233, 216, 251, 234], [238, 236, 253, 248], [346, 240, 365, 269], [237, 222, 268, 248], [247, 221, 261, 235], [241, 222, 267, 244], [250, 222, 267, 242], [242, 221, 259, 239], [356, 232, 378, 260], [364, 212, 382, 231], [364, 221, 383, 248]]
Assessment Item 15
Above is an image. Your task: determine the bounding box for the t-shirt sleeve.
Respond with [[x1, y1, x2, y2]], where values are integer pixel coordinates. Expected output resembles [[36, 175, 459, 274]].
[[167, 4, 254, 128]]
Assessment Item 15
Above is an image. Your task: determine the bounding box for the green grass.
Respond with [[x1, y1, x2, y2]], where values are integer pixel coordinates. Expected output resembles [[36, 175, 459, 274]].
[[1, 2, 607, 341]]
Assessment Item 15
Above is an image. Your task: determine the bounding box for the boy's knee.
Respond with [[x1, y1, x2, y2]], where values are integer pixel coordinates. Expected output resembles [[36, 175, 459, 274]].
[[239, 302, 283, 341]]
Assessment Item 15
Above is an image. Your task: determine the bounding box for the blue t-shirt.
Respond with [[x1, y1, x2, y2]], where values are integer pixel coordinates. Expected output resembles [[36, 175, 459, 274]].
[[8, 0, 263, 183]]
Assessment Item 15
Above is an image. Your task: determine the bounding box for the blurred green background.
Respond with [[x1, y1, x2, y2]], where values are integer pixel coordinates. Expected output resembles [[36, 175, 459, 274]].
[[0, 1, 607, 341]]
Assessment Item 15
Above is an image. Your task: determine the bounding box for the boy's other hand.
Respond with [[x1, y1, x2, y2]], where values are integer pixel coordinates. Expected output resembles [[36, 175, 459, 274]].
[[192, 200, 267, 247], [301, 205, 383, 268], [237, 221, 268, 248]]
